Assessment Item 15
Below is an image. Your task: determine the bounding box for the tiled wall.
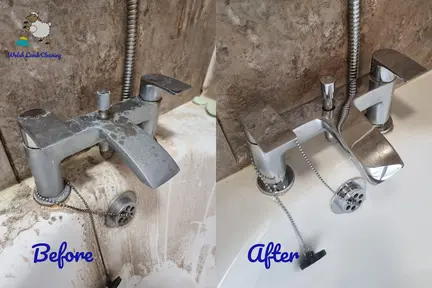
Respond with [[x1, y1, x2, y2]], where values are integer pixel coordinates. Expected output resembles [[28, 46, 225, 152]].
[[216, 0, 432, 181], [0, 0, 215, 185]]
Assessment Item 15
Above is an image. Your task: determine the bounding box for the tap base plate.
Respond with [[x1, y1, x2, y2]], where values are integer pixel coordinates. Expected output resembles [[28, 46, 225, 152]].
[[376, 116, 394, 134], [257, 165, 295, 196], [33, 183, 72, 206]]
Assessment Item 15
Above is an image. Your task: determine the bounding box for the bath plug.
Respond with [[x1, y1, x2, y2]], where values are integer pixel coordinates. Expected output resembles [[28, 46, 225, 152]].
[[192, 95, 208, 105], [205, 99, 216, 117], [106, 276, 122, 288], [299, 249, 327, 270]]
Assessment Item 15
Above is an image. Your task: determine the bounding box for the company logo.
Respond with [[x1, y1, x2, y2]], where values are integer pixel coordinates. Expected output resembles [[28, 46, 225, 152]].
[[8, 51, 61, 60], [32, 241, 94, 269], [247, 242, 299, 269], [20, 12, 51, 46], [9, 11, 61, 59]]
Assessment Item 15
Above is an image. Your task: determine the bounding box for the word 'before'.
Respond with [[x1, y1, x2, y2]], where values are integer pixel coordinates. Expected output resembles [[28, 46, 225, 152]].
[[32, 241, 93, 269]]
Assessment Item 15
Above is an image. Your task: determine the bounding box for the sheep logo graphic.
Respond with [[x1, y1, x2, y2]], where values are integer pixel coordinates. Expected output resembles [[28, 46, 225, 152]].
[[21, 12, 51, 45]]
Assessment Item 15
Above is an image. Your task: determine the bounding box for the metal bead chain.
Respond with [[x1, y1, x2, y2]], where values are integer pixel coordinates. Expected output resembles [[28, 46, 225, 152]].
[[35, 181, 131, 217], [249, 154, 311, 253], [250, 159, 276, 192], [273, 195, 310, 253], [295, 139, 336, 194], [295, 139, 358, 205], [34, 180, 131, 281]]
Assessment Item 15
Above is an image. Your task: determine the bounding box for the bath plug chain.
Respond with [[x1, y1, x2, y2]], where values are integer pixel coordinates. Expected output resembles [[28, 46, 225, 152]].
[[249, 153, 311, 253], [250, 146, 328, 270], [34, 182, 132, 218], [273, 194, 311, 253], [34, 181, 131, 283], [295, 139, 336, 194], [295, 139, 361, 208]]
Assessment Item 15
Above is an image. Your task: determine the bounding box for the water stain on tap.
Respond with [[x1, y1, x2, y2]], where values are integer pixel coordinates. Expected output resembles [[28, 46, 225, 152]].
[[105, 124, 116, 131]]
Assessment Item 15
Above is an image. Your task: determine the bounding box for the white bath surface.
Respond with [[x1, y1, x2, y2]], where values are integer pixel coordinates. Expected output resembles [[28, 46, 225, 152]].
[[217, 70, 432, 287]]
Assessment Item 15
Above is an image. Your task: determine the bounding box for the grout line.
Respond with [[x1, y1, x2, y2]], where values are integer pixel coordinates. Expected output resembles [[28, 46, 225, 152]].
[[216, 117, 237, 160], [0, 128, 20, 183]]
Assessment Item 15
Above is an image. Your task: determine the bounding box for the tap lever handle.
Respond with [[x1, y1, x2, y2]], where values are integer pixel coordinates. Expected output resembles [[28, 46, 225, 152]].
[[17, 109, 74, 149], [241, 104, 296, 153], [320, 76, 335, 111], [139, 74, 191, 102], [371, 49, 427, 83]]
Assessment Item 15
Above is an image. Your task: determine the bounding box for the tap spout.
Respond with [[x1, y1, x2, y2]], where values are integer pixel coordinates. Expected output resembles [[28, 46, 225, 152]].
[[100, 114, 179, 188], [325, 106, 404, 185]]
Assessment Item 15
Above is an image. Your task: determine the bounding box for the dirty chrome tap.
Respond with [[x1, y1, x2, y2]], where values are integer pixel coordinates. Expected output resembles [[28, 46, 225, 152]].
[[242, 49, 427, 195], [17, 74, 191, 206]]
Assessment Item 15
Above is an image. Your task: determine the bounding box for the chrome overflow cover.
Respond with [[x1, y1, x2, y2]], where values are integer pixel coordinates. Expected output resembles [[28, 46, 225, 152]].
[[330, 177, 366, 214], [105, 191, 137, 227]]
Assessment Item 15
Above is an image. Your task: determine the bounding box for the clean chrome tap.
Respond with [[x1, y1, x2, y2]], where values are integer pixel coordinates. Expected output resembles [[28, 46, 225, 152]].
[[242, 49, 427, 195], [17, 74, 191, 205]]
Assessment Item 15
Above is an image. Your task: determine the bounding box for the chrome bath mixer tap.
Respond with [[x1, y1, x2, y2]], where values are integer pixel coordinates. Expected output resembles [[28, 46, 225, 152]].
[[242, 49, 427, 196], [17, 74, 191, 206]]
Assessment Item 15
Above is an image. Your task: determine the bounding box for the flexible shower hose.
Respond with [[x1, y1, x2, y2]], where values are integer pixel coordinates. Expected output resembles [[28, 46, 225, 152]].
[[337, 0, 361, 132], [121, 0, 138, 100]]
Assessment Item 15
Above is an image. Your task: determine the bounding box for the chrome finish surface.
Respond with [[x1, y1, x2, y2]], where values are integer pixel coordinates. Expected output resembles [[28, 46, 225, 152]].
[[366, 49, 428, 126], [338, 0, 360, 132], [320, 76, 336, 142], [99, 141, 114, 159], [96, 89, 113, 157], [138, 74, 192, 102], [242, 49, 427, 189], [333, 107, 403, 185], [17, 74, 191, 204], [323, 110, 336, 143], [375, 116, 394, 134], [330, 177, 366, 214], [320, 76, 336, 111], [97, 89, 111, 115], [256, 165, 294, 196], [370, 49, 427, 83], [33, 182, 71, 206]]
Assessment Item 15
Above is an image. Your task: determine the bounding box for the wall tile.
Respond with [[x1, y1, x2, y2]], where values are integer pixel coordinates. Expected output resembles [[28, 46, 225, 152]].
[[0, 139, 16, 190]]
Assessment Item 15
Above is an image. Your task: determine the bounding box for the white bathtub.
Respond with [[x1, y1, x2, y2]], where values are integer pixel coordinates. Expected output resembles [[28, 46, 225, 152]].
[[217, 70, 432, 288], [0, 101, 216, 288]]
